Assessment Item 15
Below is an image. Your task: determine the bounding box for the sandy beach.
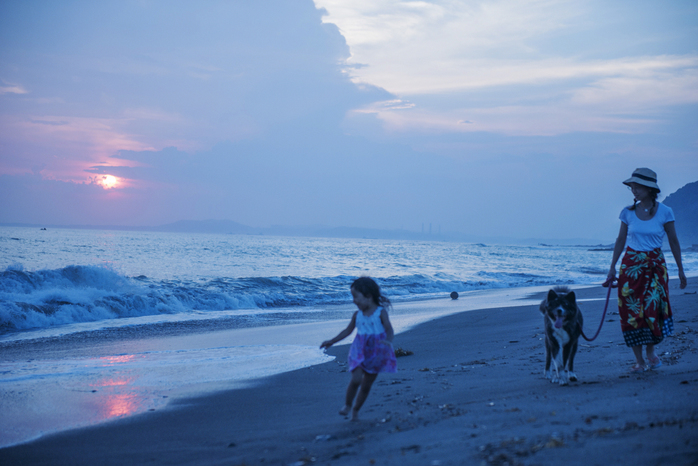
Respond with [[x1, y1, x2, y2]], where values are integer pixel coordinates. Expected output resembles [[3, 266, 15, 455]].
[[1, 277, 697, 466]]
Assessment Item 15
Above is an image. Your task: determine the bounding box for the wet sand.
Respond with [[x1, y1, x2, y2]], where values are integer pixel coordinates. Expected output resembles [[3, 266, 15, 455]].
[[1, 278, 697, 465]]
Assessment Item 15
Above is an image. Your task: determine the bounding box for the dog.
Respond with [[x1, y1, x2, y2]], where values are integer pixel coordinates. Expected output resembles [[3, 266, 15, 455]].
[[539, 286, 583, 385]]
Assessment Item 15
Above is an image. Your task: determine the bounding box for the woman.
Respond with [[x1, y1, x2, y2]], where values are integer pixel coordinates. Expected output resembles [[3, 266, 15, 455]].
[[607, 167, 687, 372]]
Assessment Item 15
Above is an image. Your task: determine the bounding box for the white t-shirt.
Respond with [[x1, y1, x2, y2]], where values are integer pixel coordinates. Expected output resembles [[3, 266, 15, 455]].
[[619, 203, 675, 251]]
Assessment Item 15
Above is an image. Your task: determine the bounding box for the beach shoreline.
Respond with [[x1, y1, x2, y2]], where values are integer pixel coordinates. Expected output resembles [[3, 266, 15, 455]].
[[1, 278, 697, 465], [0, 284, 561, 448]]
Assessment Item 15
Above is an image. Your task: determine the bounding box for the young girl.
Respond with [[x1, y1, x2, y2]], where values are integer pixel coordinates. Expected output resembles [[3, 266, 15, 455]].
[[320, 277, 397, 421]]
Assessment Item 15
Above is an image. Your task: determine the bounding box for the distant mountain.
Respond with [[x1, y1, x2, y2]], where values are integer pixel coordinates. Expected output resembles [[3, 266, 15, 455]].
[[154, 219, 255, 235], [154, 221, 475, 242], [663, 180, 698, 247]]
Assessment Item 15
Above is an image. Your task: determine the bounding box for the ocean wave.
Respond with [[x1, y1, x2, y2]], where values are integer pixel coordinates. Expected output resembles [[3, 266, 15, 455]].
[[0, 266, 370, 331], [0, 262, 597, 333]]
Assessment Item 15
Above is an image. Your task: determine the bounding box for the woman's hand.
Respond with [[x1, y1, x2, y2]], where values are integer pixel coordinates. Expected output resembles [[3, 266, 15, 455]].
[[606, 267, 616, 283], [679, 270, 687, 289]]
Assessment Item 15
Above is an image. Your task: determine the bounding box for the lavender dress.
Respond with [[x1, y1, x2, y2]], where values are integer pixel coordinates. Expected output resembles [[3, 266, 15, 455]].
[[347, 307, 397, 374]]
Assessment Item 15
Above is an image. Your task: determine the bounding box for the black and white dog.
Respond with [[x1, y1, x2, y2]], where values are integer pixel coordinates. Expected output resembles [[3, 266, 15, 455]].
[[539, 286, 583, 385]]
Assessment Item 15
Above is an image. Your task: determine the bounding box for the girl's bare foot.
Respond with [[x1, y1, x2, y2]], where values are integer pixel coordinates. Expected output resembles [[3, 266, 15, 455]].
[[339, 405, 351, 416], [350, 409, 359, 421]]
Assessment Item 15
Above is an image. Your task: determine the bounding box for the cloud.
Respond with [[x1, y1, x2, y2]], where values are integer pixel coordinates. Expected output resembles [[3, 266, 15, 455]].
[[317, 0, 698, 136], [350, 61, 698, 137], [569, 64, 698, 109], [315, 0, 587, 93], [0, 1, 383, 182], [0, 80, 27, 94], [0, 115, 155, 180], [352, 104, 660, 136]]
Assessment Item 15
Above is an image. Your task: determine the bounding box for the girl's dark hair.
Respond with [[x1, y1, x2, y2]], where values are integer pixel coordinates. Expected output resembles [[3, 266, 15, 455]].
[[628, 187, 659, 211], [351, 276, 391, 308]]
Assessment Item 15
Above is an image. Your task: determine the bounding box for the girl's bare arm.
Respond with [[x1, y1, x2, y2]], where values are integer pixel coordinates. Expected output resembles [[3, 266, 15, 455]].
[[320, 312, 357, 348], [380, 308, 394, 343]]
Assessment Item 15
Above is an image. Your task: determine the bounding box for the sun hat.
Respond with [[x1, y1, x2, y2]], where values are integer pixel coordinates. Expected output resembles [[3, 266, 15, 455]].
[[623, 167, 660, 192]]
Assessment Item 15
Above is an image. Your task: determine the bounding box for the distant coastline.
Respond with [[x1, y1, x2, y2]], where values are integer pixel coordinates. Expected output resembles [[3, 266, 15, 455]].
[[0, 220, 611, 247], [3, 179, 695, 247]]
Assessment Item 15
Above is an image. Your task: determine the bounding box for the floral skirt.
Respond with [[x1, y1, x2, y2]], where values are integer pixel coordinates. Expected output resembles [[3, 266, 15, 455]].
[[618, 247, 674, 347], [348, 332, 397, 374]]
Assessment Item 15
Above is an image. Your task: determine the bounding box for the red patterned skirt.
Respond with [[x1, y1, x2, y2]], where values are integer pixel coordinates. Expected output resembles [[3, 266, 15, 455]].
[[618, 247, 674, 347]]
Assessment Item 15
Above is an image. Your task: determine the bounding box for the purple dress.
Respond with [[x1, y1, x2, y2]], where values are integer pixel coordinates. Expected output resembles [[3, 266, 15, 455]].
[[348, 307, 397, 374]]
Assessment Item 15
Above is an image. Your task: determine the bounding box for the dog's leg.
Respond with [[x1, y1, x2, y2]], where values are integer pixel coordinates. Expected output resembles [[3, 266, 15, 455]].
[[550, 347, 562, 384], [554, 350, 567, 385], [546, 337, 561, 383], [544, 340, 553, 380], [568, 340, 579, 382], [553, 331, 570, 385]]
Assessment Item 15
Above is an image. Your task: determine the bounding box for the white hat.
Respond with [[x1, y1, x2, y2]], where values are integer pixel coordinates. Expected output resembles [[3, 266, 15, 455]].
[[623, 167, 660, 193]]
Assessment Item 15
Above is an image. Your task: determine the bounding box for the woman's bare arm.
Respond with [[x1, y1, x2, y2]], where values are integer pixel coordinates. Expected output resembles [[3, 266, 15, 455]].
[[665, 221, 687, 289], [608, 222, 628, 281]]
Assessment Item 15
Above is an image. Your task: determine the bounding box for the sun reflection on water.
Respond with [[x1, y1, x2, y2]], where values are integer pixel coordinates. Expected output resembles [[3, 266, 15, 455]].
[[99, 354, 137, 365], [104, 393, 140, 418], [90, 354, 144, 419], [90, 376, 134, 387]]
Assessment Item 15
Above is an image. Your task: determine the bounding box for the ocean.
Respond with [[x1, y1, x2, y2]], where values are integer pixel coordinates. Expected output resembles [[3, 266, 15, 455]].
[[1, 226, 695, 447], [1, 226, 628, 333]]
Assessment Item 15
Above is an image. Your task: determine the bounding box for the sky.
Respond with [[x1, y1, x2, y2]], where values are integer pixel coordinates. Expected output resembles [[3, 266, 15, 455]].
[[1, 0, 697, 242]]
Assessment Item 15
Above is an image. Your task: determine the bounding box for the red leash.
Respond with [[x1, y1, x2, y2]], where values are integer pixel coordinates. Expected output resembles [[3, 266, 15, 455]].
[[580, 277, 617, 342]]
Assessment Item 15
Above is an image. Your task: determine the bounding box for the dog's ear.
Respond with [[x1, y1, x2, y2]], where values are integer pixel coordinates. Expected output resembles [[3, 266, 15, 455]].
[[547, 289, 558, 303], [564, 291, 576, 306]]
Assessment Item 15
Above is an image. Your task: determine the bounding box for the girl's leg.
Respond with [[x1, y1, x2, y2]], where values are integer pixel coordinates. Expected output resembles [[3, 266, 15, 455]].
[[351, 371, 378, 421], [340, 368, 364, 415]]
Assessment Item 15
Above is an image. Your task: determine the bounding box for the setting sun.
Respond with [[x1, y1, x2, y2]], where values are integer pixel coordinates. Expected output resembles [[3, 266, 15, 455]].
[[100, 175, 119, 189]]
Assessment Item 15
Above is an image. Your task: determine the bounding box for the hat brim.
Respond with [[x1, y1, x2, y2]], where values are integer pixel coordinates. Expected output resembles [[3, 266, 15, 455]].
[[623, 177, 660, 192]]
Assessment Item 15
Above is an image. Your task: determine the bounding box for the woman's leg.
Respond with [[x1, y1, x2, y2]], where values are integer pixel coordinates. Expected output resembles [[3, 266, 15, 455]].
[[351, 371, 378, 420], [632, 345, 646, 367], [646, 344, 662, 368], [646, 344, 656, 360]]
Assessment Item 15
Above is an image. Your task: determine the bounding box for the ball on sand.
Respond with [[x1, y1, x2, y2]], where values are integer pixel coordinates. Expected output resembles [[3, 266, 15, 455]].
[[450, 291, 459, 300]]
